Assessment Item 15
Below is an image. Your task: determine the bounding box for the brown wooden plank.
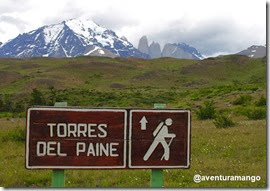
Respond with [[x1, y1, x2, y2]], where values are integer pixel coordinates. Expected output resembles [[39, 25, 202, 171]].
[[26, 107, 127, 169], [129, 110, 190, 168]]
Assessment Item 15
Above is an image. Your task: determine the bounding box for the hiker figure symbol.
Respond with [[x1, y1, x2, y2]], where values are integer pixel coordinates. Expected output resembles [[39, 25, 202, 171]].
[[143, 118, 176, 161]]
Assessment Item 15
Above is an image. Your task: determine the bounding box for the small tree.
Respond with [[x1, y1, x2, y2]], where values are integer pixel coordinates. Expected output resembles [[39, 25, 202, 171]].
[[30, 88, 46, 105], [2, 96, 13, 112], [48, 86, 57, 106], [196, 100, 216, 120]]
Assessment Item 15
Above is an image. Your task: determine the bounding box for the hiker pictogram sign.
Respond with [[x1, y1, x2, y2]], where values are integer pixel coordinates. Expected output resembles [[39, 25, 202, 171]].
[[26, 108, 127, 169], [129, 110, 190, 168]]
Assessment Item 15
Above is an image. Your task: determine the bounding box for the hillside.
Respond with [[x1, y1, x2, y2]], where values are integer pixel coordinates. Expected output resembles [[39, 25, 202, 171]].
[[0, 55, 266, 109]]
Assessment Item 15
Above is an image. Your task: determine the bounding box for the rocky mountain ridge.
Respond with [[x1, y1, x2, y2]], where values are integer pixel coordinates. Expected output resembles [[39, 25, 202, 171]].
[[138, 36, 204, 60], [236, 45, 266, 58]]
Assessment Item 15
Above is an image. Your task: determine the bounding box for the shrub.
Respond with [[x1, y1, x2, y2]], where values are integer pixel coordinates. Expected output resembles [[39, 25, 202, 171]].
[[0, 98, 3, 111], [48, 86, 57, 106], [29, 88, 46, 106], [255, 96, 266, 107], [0, 95, 13, 112], [12, 100, 25, 113], [232, 106, 249, 116], [1, 126, 25, 142], [245, 108, 266, 120], [196, 100, 216, 120], [232, 95, 252, 105], [213, 114, 235, 128]]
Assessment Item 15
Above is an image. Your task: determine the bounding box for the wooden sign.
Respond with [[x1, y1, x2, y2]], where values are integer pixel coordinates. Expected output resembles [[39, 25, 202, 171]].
[[26, 108, 190, 169], [129, 110, 190, 168], [26, 108, 127, 169]]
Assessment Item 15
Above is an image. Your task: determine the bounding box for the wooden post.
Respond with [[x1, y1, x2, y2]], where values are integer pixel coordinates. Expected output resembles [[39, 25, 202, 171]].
[[150, 103, 166, 187], [52, 102, 67, 188]]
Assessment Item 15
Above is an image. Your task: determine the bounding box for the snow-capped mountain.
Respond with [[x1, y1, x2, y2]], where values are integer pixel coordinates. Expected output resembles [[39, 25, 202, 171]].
[[0, 18, 148, 58], [236, 45, 266, 58]]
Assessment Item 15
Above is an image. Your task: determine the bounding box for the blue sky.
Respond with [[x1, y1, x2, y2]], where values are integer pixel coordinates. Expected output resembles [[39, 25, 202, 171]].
[[0, 0, 266, 56]]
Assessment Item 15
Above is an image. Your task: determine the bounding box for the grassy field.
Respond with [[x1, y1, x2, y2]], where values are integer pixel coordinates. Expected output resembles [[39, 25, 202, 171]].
[[0, 117, 266, 187], [0, 55, 267, 187]]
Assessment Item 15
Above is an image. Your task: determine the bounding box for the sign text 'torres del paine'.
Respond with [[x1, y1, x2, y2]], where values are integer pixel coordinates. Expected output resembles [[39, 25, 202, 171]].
[[26, 107, 190, 169]]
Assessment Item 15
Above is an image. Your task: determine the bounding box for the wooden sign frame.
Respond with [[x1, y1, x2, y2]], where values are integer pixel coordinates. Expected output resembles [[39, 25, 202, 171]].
[[26, 107, 127, 169], [128, 109, 190, 169]]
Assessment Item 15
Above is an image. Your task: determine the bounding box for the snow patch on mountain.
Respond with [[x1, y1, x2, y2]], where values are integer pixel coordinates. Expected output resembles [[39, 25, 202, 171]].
[[43, 23, 64, 45], [84, 46, 99, 55], [98, 49, 105, 55], [66, 19, 105, 37]]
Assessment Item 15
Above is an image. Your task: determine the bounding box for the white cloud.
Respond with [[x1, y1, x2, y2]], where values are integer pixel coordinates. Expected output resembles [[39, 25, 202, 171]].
[[0, 0, 266, 56]]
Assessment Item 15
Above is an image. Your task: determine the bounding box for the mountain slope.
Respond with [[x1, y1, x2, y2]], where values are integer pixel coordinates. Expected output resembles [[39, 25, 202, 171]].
[[162, 43, 203, 60], [0, 19, 148, 58], [236, 45, 266, 58]]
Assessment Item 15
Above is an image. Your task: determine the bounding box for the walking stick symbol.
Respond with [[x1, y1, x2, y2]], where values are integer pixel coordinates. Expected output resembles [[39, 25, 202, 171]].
[[143, 118, 176, 161], [161, 136, 174, 160]]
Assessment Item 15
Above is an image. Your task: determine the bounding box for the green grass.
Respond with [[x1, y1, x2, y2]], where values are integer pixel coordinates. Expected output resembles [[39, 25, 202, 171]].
[[0, 117, 266, 187]]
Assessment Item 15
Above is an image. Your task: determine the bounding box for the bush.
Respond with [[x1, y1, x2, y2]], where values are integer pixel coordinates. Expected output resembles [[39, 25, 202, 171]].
[[213, 114, 235, 128], [232, 95, 252, 105], [12, 100, 25, 113], [245, 108, 266, 120], [0, 95, 14, 112], [29, 88, 46, 106], [196, 100, 216, 120], [255, 96, 266, 107], [232, 106, 249, 116], [1, 126, 25, 142]]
